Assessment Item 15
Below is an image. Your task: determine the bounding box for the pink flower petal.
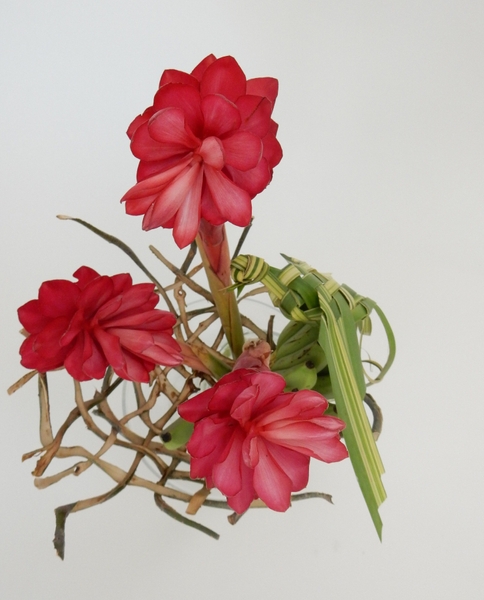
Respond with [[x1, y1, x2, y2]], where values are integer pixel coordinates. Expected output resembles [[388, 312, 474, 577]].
[[263, 421, 348, 463], [201, 94, 241, 137], [248, 371, 287, 411], [225, 159, 272, 197], [190, 54, 217, 81], [209, 378, 250, 412], [80, 276, 115, 317], [132, 341, 180, 368], [33, 317, 71, 356], [124, 193, 160, 217], [148, 107, 200, 149], [236, 95, 272, 137], [93, 328, 129, 378], [127, 107, 154, 140], [262, 131, 283, 169], [62, 335, 88, 380], [142, 161, 202, 232], [79, 335, 109, 380], [187, 417, 227, 457], [230, 384, 260, 426], [255, 390, 328, 427], [102, 271, 132, 298], [179, 394, 221, 428], [59, 310, 86, 347], [38, 280, 80, 318], [212, 429, 245, 496], [246, 77, 279, 105], [112, 328, 181, 366], [159, 69, 199, 88], [118, 352, 153, 383], [251, 437, 293, 511], [172, 166, 203, 248], [103, 308, 174, 331], [18, 299, 49, 333], [113, 311, 175, 330], [200, 185, 225, 225], [130, 120, 187, 162], [153, 83, 203, 137], [64, 331, 107, 381], [110, 328, 155, 353], [261, 442, 310, 491], [151, 331, 183, 355], [221, 131, 262, 171], [311, 414, 348, 431], [197, 136, 224, 169], [136, 155, 190, 182], [226, 459, 256, 513], [97, 284, 157, 322], [121, 157, 192, 201], [203, 166, 252, 226], [200, 56, 247, 103], [73, 266, 102, 289], [20, 334, 66, 372]]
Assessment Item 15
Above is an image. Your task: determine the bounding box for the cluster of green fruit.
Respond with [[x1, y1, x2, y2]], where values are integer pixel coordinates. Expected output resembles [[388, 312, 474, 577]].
[[270, 320, 334, 406]]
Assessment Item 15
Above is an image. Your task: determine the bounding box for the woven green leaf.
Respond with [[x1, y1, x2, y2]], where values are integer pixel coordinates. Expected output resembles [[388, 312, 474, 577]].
[[231, 254, 396, 538]]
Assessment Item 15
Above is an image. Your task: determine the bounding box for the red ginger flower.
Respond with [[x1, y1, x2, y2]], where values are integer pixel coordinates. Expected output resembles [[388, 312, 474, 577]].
[[18, 266, 182, 382], [178, 369, 348, 513], [121, 54, 283, 248]]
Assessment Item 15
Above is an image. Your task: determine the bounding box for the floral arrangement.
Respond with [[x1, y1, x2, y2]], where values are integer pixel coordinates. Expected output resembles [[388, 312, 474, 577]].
[[9, 54, 395, 559]]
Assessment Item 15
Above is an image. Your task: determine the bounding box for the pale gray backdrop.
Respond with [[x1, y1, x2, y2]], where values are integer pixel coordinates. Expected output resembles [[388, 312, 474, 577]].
[[1, 1, 483, 599]]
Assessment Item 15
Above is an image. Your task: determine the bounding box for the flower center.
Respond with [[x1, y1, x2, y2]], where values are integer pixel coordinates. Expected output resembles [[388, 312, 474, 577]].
[[196, 136, 224, 169]]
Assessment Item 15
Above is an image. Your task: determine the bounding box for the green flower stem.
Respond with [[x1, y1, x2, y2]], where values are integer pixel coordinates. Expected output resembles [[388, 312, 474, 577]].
[[196, 222, 244, 358]]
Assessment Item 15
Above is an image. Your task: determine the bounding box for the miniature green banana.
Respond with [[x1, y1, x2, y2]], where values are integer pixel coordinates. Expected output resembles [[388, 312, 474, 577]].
[[272, 320, 327, 381], [277, 362, 318, 391], [161, 417, 194, 450], [271, 321, 317, 367], [313, 371, 334, 399], [272, 322, 318, 359], [271, 342, 317, 370], [304, 342, 327, 373], [274, 319, 306, 348]]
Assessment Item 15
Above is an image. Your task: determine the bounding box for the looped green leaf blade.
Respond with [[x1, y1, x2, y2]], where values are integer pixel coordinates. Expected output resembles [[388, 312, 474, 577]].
[[231, 253, 396, 538]]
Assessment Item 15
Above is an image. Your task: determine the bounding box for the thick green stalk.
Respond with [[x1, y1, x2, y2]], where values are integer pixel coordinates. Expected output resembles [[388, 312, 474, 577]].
[[196, 221, 244, 358]]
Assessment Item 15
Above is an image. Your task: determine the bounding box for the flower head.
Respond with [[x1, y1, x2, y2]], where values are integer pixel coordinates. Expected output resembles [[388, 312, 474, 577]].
[[122, 54, 282, 248], [178, 369, 348, 513], [18, 266, 182, 382]]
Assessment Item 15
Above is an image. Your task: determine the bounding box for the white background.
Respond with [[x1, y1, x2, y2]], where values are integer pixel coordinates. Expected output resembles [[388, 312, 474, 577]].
[[1, 1, 483, 598]]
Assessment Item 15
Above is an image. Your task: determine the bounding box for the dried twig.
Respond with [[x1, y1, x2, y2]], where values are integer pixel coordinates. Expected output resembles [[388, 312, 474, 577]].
[[154, 494, 220, 540], [150, 245, 213, 302], [364, 393, 384, 440], [57, 216, 178, 315], [180, 242, 198, 274], [232, 218, 254, 259]]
